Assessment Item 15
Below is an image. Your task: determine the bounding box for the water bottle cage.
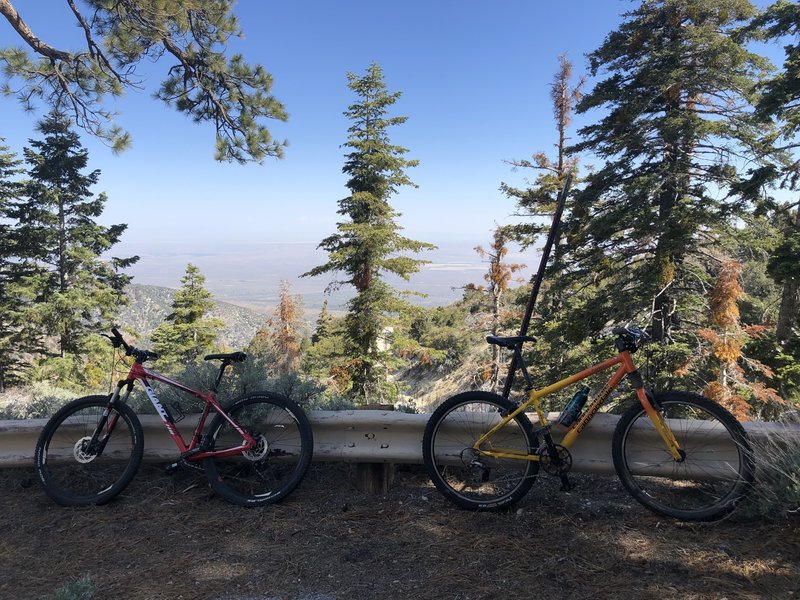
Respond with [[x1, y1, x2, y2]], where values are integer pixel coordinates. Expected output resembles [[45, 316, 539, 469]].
[[558, 387, 590, 427]]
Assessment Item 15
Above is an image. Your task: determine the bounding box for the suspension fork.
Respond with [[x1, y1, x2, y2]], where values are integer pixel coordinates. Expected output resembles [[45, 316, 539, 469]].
[[624, 357, 684, 462], [87, 380, 133, 455]]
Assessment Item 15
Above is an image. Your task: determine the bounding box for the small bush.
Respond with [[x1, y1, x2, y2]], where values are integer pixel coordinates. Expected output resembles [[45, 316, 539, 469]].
[[311, 395, 358, 411], [740, 419, 800, 520], [39, 575, 95, 600], [0, 383, 79, 419]]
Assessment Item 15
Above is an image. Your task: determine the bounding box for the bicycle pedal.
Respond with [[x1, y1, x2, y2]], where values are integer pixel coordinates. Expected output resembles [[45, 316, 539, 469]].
[[559, 474, 573, 492], [165, 462, 180, 474]]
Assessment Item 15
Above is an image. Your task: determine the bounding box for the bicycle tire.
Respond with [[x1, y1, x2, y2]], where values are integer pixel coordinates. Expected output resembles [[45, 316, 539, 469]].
[[612, 390, 754, 521], [34, 395, 144, 506], [203, 392, 313, 507], [422, 391, 539, 511]]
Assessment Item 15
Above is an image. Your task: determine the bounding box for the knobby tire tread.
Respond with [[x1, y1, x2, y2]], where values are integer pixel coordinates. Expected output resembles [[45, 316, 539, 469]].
[[203, 392, 313, 507], [422, 391, 539, 511], [612, 390, 754, 521], [34, 395, 144, 507]]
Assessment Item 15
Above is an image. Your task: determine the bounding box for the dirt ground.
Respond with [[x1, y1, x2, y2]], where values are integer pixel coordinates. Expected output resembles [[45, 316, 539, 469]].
[[0, 463, 798, 600]]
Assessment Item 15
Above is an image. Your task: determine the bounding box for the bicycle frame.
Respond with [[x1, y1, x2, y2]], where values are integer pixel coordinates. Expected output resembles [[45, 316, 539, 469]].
[[476, 349, 683, 462], [108, 361, 257, 461]]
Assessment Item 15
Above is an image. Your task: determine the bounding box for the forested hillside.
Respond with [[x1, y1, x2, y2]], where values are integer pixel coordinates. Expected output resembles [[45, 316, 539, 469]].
[[116, 284, 266, 350]]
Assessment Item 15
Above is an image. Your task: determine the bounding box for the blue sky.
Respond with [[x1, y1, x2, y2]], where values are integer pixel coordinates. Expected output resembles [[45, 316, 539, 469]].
[[0, 0, 786, 305], [0, 1, 627, 248]]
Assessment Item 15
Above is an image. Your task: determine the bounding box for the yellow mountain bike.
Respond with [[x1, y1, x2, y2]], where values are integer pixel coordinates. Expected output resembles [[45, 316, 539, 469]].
[[422, 325, 755, 521]]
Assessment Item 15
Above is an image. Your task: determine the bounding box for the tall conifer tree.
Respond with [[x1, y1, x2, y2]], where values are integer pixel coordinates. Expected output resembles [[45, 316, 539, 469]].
[[503, 53, 584, 263], [752, 0, 800, 343], [0, 140, 32, 391], [151, 263, 223, 371], [8, 112, 136, 382], [572, 0, 767, 342], [304, 63, 434, 402], [502, 54, 586, 347]]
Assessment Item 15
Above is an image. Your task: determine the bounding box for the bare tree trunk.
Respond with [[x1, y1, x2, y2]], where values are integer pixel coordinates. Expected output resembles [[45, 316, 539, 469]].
[[776, 205, 800, 342]]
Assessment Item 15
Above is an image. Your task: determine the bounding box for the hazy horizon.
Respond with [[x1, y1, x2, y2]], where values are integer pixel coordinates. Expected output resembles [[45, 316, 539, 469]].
[[114, 240, 540, 314]]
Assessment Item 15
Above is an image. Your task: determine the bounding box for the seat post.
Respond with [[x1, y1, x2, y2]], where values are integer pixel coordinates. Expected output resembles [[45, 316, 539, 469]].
[[212, 360, 230, 393], [513, 346, 535, 391]]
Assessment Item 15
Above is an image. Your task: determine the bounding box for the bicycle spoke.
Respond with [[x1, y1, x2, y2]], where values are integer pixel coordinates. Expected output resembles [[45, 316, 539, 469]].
[[423, 392, 538, 510], [613, 392, 754, 520], [203, 393, 313, 506]]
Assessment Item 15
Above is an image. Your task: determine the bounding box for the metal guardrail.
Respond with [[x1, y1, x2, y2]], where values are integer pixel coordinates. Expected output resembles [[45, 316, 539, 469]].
[[3, 410, 798, 474]]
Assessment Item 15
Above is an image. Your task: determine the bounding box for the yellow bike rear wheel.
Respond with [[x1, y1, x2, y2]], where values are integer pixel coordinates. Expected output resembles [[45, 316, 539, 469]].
[[423, 391, 539, 511]]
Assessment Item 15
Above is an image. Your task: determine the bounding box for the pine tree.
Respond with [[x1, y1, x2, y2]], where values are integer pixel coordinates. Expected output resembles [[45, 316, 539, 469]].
[[503, 53, 584, 269], [474, 227, 526, 392], [302, 308, 350, 394], [693, 260, 784, 418], [304, 63, 435, 402], [498, 55, 596, 389], [7, 112, 136, 384], [0, 0, 287, 162], [571, 0, 767, 342], [151, 263, 223, 372], [0, 139, 33, 391], [751, 0, 800, 344], [247, 280, 304, 374], [311, 298, 333, 345]]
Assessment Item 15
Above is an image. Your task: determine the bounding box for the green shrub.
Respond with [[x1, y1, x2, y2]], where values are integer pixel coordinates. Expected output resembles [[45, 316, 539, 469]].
[[740, 420, 800, 519], [0, 382, 79, 419], [39, 575, 95, 600]]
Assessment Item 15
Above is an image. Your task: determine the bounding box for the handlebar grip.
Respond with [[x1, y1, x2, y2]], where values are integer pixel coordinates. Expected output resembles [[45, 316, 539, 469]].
[[109, 327, 131, 354]]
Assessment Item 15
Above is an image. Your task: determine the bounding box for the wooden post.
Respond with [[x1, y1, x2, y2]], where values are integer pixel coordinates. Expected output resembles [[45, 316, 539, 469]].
[[355, 403, 396, 493]]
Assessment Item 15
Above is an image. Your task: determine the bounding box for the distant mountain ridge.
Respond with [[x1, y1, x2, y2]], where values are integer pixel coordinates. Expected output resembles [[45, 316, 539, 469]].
[[116, 284, 268, 350]]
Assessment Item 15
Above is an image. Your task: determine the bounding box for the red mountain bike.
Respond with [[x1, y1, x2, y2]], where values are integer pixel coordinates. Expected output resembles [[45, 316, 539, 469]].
[[34, 328, 313, 507]]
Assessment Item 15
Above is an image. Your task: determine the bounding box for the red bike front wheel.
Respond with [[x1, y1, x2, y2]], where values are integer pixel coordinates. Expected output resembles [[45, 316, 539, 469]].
[[35, 395, 144, 506]]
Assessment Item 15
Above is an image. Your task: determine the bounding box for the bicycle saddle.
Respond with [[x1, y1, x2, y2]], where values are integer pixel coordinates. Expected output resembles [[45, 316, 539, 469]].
[[204, 351, 247, 363], [486, 335, 537, 348]]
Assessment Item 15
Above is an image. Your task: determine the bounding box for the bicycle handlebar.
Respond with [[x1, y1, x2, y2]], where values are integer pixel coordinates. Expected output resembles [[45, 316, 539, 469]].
[[109, 327, 131, 352], [107, 327, 160, 362], [612, 324, 650, 352]]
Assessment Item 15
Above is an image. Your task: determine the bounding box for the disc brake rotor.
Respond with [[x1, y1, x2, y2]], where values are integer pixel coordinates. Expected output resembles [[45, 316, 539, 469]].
[[73, 437, 97, 464], [243, 434, 270, 462]]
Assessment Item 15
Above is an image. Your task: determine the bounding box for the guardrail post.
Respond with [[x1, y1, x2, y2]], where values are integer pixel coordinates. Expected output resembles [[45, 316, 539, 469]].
[[355, 404, 396, 494]]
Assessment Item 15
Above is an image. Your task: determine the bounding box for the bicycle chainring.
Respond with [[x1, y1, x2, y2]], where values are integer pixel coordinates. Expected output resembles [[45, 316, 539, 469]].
[[538, 444, 572, 476]]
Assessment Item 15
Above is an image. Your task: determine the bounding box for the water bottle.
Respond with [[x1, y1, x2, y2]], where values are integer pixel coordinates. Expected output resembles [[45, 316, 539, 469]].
[[557, 386, 590, 428]]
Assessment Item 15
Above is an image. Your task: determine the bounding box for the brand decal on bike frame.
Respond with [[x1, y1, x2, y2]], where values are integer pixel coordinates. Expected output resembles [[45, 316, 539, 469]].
[[574, 382, 615, 434], [142, 381, 178, 435]]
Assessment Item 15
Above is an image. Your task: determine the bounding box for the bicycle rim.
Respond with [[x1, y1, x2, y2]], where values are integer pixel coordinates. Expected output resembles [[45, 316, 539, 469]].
[[36, 398, 141, 506], [204, 395, 312, 506], [426, 395, 537, 509], [615, 394, 754, 520]]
